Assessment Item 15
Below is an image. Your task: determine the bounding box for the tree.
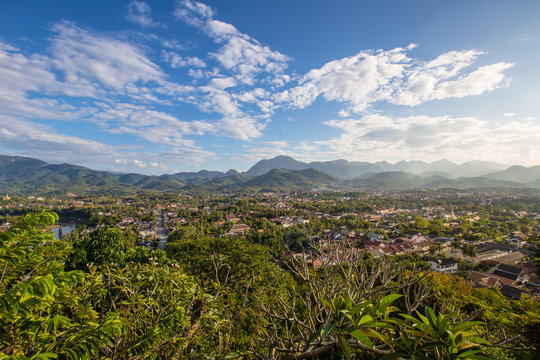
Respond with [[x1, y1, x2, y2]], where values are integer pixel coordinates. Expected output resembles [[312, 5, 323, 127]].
[[0, 211, 124, 359], [167, 235, 294, 357], [67, 226, 131, 270], [415, 216, 430, 230], [261, 242, 435, 359], [462, 243, 477, 258], [1, 211, 213, 359]]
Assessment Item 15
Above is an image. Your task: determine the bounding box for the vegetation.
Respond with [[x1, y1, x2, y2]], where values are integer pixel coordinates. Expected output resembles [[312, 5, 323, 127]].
[[1, 184, 539, 359]]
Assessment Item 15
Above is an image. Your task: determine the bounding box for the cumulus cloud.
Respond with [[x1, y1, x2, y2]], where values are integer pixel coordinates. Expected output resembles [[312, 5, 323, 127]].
[[319, 114, 540, 165], [215, 115, 265, 140], [50, 21, 165, 92], [125, 1, 161, 28], [162, 50, 206, 68], [274, 47, 513, 113], [93, 103, 216, 145], [170, 1, 293, 140], [0, 42, 96, 120], [175, 0, 290, 81], [134, 159, 147, 168]]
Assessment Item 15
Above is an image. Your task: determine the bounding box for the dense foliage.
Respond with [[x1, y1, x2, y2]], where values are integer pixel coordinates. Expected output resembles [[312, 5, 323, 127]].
[[1, 209, 538, 359]]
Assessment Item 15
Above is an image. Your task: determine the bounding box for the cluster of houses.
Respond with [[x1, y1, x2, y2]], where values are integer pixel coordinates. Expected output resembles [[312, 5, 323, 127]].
[[468, 263, 535, 299], [283, 226, 538, 300]]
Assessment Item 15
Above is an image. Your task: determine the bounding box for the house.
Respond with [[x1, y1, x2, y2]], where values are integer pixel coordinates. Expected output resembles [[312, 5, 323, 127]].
[[492, 263, 528, 286], [505, 231, 528, 246], [228, 223, 251, 236], [468, 271, 505, 288], [411, 234, 427, 243], [428, 258, 458, 273], [500, 285, 524, 300], [414, 240, 433, 252], [489, 251, 526, 265], [369, 233, 382, 241], [506, 237, 525, 246]]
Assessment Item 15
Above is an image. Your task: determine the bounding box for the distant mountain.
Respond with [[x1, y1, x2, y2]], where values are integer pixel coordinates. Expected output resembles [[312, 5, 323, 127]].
[[245, 156, 308, 176], [344, 171, 526, 190], [245, 156, 509, 179], [0, 155, 185, 195], [243, 168, 337, 189], [345, 172, 426, 190], [481, 165, 540, 183], [453, 160, 510, 178], [171, 170, 227, 182], [0, 154, 537, 195]]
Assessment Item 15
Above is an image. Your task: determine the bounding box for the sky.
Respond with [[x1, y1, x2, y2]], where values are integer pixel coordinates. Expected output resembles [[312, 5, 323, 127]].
[[0, 0, 539, 174]]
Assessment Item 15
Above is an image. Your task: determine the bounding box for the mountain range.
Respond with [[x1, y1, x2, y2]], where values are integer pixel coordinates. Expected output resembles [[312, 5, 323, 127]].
[[245, 155, 510, 179], [1, 154, 540, 195]]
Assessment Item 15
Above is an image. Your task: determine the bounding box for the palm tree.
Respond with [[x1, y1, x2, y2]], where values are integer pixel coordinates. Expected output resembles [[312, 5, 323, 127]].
[[462, 243, 477, 258]]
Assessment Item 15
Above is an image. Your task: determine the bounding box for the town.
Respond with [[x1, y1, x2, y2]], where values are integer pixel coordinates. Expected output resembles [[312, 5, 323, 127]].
[[2, 189, 538, 300]]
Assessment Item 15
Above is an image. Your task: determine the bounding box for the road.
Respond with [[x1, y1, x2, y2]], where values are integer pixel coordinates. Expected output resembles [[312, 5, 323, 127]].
[[156, 212, 168, 251]]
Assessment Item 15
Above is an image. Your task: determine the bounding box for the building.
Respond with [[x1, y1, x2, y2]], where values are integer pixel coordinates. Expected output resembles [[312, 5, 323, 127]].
[[429, 258, 458, 273], [500, 285, 524, 300], [468, 271, 506, 288], [228, 223, 251, 236], [492, 264, 528, 287]]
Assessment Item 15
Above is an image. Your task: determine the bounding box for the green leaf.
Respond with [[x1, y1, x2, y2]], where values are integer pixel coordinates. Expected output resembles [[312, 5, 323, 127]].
[[29, 353, 58, 360], [304, 326, 333, 351], [378, 294, 402, 314], [349, 329, 373, 348], [320, 298, 332, 310], [338, 335, 352, 360], [424, 307, 438, 329], [357, 314, 374, 327], [320, 326, 333, 342], [453, 321, 484, 332]]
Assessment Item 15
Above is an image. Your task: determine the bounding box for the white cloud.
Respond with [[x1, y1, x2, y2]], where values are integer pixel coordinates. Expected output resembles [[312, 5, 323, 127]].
[[134, 159, 147, 168], [174, 0, 215, 24], [0, 41, 97, 120], [216, 115, 265, 140], [0, 114, 217, 173], [210, 35, 290, 78], [421, 62, 513, 101], [198, 90, 240, 115], [175, 0, 290, 80], [0, 116, 121, 165], [125, 1, 161, 28], [171, 1, 292, 141], [319, 114, 540, 165], [161, 38, 186, 51], [257, 100, 275, 113], [295, 141, 316, 152], [265, 140, 289, 148], [239, 139, 334, 163], [162, 50, 206, 68], [503, 112, 516, 117], [208, 77, 237, 90], [93, 103, 216, 145], [50, 22, 165, 92], [275, 47, 513, 113]]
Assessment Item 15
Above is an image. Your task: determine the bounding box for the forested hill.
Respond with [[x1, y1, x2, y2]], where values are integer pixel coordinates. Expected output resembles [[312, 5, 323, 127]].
[[2, 154, 540, 195]]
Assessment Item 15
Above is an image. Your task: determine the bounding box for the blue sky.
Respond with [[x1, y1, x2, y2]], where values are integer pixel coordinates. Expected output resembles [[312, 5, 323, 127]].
[[0, 0, 539, 174]]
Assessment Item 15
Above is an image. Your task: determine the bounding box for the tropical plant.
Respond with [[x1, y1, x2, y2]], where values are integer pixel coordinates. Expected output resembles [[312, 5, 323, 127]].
[[0, 211, 124, 359]]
